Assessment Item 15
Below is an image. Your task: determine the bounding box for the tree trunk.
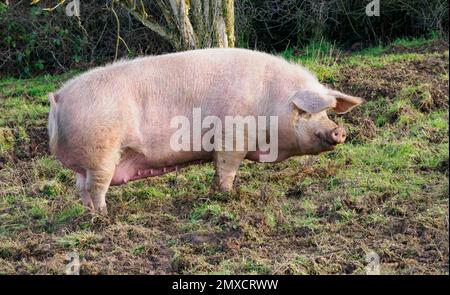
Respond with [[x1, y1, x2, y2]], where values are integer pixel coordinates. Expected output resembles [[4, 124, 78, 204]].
[[117, 0, 235, 51]]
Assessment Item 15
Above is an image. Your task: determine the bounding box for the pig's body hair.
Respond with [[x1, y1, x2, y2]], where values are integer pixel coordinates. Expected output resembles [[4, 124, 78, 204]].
[[49, 48, 329, 168], [57, 48, 327, 101], [47, 48, 357, 213]]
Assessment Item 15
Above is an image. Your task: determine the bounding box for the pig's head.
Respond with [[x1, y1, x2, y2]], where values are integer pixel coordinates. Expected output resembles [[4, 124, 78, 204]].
[[290, 89, 364, 155]]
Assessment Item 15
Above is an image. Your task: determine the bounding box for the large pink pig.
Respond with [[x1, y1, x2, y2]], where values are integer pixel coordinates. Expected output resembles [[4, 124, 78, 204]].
[[48, 48, 363, 214]]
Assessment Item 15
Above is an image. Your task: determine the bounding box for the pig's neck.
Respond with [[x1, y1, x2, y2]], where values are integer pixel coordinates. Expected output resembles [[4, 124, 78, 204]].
[[271, 104, 303, 160], [279, 126, 302, 160]]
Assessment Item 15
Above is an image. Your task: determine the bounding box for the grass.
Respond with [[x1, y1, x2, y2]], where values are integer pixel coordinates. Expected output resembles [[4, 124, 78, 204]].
[[0, 37, 448, 274], [281, 39, 341, 82]]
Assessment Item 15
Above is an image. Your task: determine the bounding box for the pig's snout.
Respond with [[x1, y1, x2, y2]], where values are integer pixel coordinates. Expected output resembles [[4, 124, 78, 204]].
[[328, 127, 346, 145], [315, 126, 346, 149]]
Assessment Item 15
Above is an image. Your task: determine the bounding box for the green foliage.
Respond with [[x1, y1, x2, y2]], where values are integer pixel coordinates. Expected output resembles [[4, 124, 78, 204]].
[[1, 6, 85, 77]]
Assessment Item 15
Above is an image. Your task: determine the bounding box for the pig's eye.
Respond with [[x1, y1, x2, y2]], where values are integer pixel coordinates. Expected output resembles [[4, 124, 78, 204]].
[[299, 112, 312, 119]]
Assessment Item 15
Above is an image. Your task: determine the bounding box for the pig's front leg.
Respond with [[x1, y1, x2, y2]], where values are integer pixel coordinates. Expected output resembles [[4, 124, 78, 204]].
[[213, 151, 246, 192]]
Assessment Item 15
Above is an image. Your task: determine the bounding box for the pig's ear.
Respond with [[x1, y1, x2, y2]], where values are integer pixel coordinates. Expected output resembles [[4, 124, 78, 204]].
[[329, 90, 364, 114], [291, 90, 336, 114]]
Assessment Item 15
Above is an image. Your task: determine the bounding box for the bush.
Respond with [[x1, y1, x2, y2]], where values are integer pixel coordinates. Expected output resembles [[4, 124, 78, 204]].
[[235, 0, 449, 51], [0, 0, 448, 77], [0, 1, 171, 77]]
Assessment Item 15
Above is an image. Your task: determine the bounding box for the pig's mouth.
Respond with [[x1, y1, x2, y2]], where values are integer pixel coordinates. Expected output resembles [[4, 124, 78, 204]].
[[322, 141, 337, 151]]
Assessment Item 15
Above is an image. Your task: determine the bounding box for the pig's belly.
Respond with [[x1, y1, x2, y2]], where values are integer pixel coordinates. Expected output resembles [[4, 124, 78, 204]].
[[111, 151, 211, 185]]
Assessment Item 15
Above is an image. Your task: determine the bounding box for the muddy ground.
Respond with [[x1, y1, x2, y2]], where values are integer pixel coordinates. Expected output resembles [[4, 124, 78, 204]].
[[0, 39, 448, 274]]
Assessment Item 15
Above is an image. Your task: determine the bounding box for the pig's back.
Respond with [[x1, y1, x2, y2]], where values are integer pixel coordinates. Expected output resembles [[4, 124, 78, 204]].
[[57, 48, 310, 112], [122, 48, 310, 114]]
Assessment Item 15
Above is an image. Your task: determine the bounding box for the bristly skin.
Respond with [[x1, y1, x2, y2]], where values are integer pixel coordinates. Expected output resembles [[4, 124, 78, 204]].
[[48, 48, 362, 213]]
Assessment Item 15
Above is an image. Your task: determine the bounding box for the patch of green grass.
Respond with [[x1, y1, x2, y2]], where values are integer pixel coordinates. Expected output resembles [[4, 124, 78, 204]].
[[124, 186, 166, 200], [57, 230, 101, 249], [281, 39, 339, 63], [0, 239, 16, 259], [337, 208, 356, 224], [345, 53, 424, 69], [300, 199, 317, 215], [288, 255, 318, 275], [190, 203, 223, 221], [417, 142, 449, 170], [379, 99, 423, 127], [265, 210, 277, 228], [411, 110, 448, 140], [243, 258, 270, 274], [0, 127, 14, 155], [338, 141, 421, 171], [0, 72, 77, 97], [281, 40, 341, 82], [391, 37, 433, 48], [55, 203, 85, 224], [0, 97, 49, 127], [358, 45, 385, 57], [294, 215, 321, 230], [131, 244, 155, 255], [29, 202, 48, 220], [211, 257, 271, 275], [38, 180, 65, 197]]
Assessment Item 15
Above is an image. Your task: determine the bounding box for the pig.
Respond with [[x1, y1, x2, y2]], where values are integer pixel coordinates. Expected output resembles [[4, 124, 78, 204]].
[[48, 48, 363, 214]]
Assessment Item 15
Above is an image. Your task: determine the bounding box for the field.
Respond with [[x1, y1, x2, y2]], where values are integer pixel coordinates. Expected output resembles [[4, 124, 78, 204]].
[[0, 38, 448, 274]]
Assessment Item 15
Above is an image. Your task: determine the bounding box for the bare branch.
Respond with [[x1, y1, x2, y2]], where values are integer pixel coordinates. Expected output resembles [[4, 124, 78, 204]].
[[117, 0, 181, 49]]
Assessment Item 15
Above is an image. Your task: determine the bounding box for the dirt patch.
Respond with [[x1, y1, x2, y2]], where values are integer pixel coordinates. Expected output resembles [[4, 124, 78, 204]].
[[181, 228, 241, 247], [82, 224, 176, 274], [1, 126, 49, 165], [331, 46, 449, 139], [385, 40, 449, 55], [171, 195, 203, 219], [21, 126, 49, 160], [332, 53, 448, 106]]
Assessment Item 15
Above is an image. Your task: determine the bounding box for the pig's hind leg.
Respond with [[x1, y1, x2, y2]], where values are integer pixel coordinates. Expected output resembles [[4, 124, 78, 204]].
[[85, 150, 120, 215], [76, 173, 93, 210]]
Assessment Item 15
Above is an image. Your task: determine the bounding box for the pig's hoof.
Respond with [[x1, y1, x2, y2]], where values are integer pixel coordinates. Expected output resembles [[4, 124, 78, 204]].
[[220, 187, 233, 193], [92, 202, 108, 215], [218, 183, 234, 193], [212, 181, 233, 193], [98, 205, 108, 215], [82, 198, 94, 211]]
